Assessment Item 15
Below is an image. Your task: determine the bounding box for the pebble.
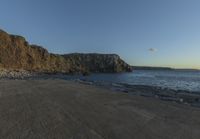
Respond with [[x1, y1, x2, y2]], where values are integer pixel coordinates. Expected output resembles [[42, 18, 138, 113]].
[[0, 69, 35, 79]]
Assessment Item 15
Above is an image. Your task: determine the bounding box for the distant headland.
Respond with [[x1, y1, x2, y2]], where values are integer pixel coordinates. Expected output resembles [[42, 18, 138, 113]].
[[132, 66, 173, 70], [132, 66, 200, 71]]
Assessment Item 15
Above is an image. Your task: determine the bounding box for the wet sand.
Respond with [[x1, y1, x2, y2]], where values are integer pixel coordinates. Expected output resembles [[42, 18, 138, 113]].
[[0, 79, 199, 139]]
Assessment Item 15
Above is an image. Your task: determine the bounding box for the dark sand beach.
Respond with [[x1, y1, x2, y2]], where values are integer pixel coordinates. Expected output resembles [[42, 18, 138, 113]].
[[0, 79, 199, 139]]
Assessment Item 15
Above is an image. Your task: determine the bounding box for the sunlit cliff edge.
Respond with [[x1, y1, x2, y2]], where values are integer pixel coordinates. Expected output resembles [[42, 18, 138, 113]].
[[0, 29, 132, 75]]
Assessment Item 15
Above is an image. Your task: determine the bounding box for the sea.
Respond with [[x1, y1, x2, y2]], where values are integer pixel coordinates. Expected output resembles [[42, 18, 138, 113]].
[[44, 70, 200, 92]]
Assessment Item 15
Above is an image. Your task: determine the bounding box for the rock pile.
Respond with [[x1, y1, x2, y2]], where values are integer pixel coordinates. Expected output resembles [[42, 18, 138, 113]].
[[0, 69, 34, 79]]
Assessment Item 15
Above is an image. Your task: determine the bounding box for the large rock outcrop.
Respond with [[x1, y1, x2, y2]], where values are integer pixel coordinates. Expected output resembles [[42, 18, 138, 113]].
[[63, 53, 131, 73], [0, 29, 132, 74]]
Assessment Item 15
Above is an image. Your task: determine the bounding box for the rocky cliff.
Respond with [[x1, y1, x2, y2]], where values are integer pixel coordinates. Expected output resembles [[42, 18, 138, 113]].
[[63, 53, 131, 73], [0, 29, 132, 74]]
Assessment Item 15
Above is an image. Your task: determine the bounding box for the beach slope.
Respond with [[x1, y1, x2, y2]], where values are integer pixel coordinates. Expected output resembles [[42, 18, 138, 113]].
[[0, 79, 199, 139]]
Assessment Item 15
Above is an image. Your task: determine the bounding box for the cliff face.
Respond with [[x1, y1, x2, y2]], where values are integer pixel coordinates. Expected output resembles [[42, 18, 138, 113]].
[[0, 29, 132, 73], [63, 53, 132, 73], [0, 29, 70, 73]]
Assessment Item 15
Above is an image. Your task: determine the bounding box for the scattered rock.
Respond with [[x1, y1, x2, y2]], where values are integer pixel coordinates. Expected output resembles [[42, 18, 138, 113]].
[[0, 69, 35, 79]]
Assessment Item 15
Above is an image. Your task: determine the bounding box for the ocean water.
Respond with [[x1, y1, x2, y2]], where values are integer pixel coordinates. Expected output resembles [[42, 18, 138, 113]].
[[58, 70, 200, 92]]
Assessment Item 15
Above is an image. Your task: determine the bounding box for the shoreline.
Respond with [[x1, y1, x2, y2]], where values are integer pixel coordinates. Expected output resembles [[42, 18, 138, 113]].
[[0, 70, 200, 108], [0, 79, 199, 138], [75, 79, 200, 108]]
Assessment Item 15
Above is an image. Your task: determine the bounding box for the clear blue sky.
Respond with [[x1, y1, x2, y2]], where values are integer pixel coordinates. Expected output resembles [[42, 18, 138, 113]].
[[1, 0, 200, 69]]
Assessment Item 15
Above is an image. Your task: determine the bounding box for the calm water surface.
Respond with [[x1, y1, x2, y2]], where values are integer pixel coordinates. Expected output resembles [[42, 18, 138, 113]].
[[45, 70, 200, 92]]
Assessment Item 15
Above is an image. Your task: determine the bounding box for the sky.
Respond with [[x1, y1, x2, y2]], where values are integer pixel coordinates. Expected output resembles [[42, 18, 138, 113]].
[[0, 0, 200, 69]]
